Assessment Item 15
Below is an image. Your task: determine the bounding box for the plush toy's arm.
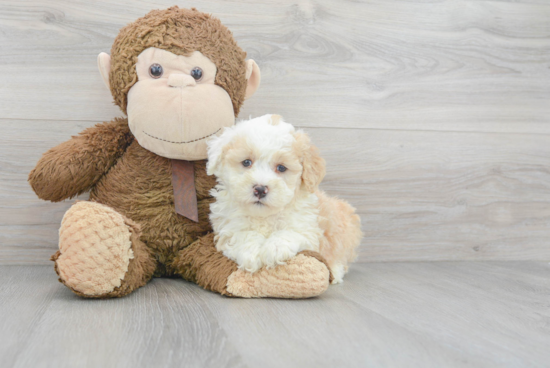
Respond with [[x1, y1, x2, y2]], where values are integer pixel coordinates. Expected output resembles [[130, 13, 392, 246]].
[[173, 233, 332, 298], [225, 250, 332, 298], [28, 118, 133, 202]]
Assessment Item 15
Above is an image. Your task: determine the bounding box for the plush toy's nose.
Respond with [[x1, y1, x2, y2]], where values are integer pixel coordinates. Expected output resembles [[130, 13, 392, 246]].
[[253, 185, 268, 199], [168, 73, 196, 88]]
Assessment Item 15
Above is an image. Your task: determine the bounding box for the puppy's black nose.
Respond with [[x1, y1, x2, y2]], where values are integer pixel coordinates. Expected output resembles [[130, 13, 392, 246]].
[[253, 185, 268, 199]]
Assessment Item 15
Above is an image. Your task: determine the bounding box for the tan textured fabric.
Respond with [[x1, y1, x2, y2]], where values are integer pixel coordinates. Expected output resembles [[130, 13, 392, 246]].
[[299, 250, 334, 284], [56, 201, 135, 296], [226, 253, 330, 299], [52, 206, 158, 299]]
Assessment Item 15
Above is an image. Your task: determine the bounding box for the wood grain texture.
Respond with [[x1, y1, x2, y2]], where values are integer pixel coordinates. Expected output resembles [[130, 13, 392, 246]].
[[0, 263, 549, 367], [1, 0, 550, 263], [312, 127, 550, 262], [0, 0, 549, 133], [0, 266, 245, 368], [2, 119, 550, 263]]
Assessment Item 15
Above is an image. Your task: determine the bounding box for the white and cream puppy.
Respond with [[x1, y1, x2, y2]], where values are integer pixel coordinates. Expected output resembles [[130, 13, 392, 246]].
[[207, 114, 362, 283]]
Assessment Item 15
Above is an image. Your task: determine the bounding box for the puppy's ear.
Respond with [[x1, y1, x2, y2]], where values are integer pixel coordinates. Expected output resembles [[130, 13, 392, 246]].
[[206, 132, 228, 176], [294, 132, 326, 193]]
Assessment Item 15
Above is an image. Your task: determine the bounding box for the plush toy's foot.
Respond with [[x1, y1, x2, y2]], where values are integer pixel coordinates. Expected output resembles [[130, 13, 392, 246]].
[[226, 250, 332, 298], [52, 201, 156, 298]]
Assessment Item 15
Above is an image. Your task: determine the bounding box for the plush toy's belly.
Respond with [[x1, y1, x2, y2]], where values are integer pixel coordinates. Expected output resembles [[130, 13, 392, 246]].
[[90, 141, 216, 274]]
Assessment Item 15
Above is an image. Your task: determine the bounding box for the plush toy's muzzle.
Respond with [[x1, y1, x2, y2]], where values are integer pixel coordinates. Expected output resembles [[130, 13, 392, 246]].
[[126, 47, 236, 160]]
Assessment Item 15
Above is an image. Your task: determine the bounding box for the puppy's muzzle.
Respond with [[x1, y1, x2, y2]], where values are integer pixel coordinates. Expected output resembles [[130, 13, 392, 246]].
[[253, 185, 268, 199]]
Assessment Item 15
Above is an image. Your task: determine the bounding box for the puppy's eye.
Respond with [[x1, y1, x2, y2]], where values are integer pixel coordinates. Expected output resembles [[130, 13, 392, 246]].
[[276, 165, 287, 173], [149, 64, 163, 78], [191, 67, 203, 81], [242, 159, 252, 168]]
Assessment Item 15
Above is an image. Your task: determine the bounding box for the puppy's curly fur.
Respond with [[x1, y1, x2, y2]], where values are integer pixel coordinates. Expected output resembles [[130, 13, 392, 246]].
[[207, 114, 362, 283]]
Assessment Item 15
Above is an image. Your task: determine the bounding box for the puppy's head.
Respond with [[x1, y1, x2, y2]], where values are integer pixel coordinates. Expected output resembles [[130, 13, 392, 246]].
[[207, 114, 325, 216]]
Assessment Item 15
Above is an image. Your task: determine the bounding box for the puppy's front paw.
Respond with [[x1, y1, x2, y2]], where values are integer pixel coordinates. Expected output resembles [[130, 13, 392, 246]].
[[221, 232, 266, 273], [261, 231, 301, 268], [234, 249, 263, 273]]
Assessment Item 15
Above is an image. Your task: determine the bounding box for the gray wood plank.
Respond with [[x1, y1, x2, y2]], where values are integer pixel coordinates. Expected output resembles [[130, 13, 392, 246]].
[[3, 119, 550, 264], [0, 266, 65, 368], [0, 225, 60, 264], [0, 0, 548, 133], [194, 272, 492, 368], [311, 128, 550, 262], [331, 262, 550, 367], [1, 266, 246, 368], [1, 263, 549, 368]]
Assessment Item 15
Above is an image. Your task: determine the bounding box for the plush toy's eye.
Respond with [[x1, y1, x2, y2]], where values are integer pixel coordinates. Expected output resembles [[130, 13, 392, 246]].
[[190, 67, 203, 81], [149, 64, 163, 78], [276, 165, 287, 173], [242, 159, 252, 168]]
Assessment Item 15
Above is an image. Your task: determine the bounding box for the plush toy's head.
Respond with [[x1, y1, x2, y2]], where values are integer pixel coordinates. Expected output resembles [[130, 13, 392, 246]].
[[97, 6, 261, 160]]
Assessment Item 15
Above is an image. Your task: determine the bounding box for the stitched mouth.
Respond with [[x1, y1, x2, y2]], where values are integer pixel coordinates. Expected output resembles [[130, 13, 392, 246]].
[[142, 128, 221, 144]]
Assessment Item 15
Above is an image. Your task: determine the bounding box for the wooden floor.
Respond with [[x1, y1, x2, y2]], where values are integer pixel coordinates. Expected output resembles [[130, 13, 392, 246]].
[[1, 262, 549, 368]]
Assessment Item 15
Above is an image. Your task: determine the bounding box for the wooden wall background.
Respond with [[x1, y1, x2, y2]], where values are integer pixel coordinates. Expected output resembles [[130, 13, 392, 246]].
[[1, 0, 549, 264]]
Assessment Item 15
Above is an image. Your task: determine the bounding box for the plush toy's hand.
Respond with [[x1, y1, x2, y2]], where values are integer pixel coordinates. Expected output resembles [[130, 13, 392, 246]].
[[226, 251, 332, 298], [28, 118, 133, 202]]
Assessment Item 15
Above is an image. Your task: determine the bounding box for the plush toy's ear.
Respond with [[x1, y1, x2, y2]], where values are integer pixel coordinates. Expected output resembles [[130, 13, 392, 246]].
[[294, 132, 326, 193], [244, 60, 261, 99], [97, 52, 111, 89]]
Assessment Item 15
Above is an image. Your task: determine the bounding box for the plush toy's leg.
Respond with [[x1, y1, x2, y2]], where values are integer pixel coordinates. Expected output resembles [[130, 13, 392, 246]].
[[171, 233, 238, 295], [51, 201, 156, 298], [172, 233, 332, 298]]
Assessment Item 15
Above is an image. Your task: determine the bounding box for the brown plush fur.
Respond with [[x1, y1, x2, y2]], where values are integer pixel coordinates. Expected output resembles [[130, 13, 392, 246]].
[[89, 124, 217, 276], [36, 118, 229, 293], [28, 118, 133, 202], [110, 6, 248, 116], [172, 233, 238, 296]]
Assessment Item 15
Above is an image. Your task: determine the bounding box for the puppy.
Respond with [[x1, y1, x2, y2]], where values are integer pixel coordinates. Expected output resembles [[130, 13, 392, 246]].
[[206, 114, 362, 283]]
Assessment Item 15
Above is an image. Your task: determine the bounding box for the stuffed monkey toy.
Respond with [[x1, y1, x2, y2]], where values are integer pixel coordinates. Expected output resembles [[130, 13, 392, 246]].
[[28, 7, 332, 298]]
